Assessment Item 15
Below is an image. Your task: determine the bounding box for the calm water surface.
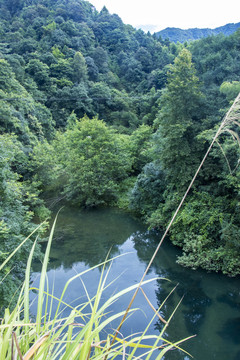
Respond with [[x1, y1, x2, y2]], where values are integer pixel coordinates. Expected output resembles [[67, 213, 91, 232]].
[[31, 207, 240, 360]]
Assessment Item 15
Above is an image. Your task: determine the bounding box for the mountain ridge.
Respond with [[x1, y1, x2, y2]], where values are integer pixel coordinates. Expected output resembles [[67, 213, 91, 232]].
[[155, 22, 240, 43]]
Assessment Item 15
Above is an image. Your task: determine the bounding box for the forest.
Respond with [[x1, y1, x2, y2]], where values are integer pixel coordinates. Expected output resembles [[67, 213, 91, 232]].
[[0, 0, 240, 307], [156, 22, 240, 43]]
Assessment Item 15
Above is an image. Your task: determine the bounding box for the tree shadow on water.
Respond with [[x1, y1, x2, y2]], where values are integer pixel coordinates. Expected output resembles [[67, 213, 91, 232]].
[[155, 273, 212, 335], [218, 317, 240, 344]]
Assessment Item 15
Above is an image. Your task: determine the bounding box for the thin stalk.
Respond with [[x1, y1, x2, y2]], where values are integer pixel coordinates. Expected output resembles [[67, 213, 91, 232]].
[[23, 238, 38, 353], [36, 212, 59, 333], [215, 140, 232, 174], [140, 288, 167, 324], [12, 332, 23, 360]]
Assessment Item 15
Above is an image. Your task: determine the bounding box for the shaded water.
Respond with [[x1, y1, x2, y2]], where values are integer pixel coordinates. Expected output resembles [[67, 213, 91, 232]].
[[31, 207, 240, 359]]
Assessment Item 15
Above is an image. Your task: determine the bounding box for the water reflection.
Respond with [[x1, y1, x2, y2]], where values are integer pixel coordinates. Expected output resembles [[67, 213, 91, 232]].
[[133, 230, 240, 359], [34, 207, 145, 270], [218, 317, 240, 344], [217, 291, 240, 309], [234, 351, 240, 360], [32, 207, 240, 360]]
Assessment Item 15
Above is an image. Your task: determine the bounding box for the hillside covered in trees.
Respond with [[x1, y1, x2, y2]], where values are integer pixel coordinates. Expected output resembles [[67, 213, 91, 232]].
[[156, 22, 240, 43], [0, 0, 240, 305]]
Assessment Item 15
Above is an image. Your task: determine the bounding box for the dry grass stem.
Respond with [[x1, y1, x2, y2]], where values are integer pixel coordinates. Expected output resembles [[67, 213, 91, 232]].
[[140, 288, 167, 324], [12, 332, 23, 360], [23, 334, 49, 360]]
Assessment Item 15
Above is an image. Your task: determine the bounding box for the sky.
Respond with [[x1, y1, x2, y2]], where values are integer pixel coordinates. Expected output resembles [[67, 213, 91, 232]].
[[89, 0, 240, 33]]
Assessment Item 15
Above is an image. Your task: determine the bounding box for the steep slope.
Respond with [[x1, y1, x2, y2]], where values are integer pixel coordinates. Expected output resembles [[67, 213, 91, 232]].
[[0, 0, 175, 130]]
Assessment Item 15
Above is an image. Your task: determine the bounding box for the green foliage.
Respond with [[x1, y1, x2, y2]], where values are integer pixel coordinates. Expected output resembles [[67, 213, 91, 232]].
[[154, 49, 204, 190], [220, 81, 240, 102], [72, 51, 88, 83], [58, 116, 132, 207], [32, 116, 133, 207], [30, 138, 64, 193], [130, 124, 153, 174], [0, 0, 240, 282], [52, 45, 65, 59], [42, 20, 56, 33], [0, 58, 54, 141], [190, 31, 240, 116], [130, 47, 240, 276], [25, 59, 51, 90], [170, 192, 240, 276], [0, 0, 176, 127], [156, 23, 240, 43], [116, 176, 137, 209], [130, 162, 166, 218], [0, 134, 48, 306], [50, 58, 73, 79]]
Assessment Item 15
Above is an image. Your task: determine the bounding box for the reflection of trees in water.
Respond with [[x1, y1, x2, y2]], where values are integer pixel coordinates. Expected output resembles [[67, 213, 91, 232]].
[[46, 226, 121, 269], [33, 207, 145, 271], [133, 228, 240, 360], [32, 210, 240, 359], [132, 229, 212, 357], [218, 317, 240, 344], [216, 292, 240, 353], [217, 291, 240, 309], [131, 229, 170, 276], [153, 274, 211, 360], [234, 351, 240, 360]]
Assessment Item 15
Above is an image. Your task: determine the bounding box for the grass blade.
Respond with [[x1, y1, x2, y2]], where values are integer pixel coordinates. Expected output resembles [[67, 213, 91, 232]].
[[36, 213, 59, 334]]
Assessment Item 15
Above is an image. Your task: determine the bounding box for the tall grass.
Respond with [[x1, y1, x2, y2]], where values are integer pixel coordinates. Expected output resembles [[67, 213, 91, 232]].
[[0, 215, 193, 359]]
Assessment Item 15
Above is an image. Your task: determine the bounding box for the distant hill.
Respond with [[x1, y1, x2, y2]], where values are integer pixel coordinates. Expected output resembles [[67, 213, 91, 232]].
[[156, 22, 240, 43]]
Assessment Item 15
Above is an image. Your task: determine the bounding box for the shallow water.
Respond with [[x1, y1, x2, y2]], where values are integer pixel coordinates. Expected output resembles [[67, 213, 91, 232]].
[[31, 207, 240, 359]]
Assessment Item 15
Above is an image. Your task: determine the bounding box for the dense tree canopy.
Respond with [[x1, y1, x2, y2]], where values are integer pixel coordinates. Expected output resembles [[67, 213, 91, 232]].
[[0, 134, 48, 307], [153, 49, 205, 190], [56, 116, 132, 207], [0, 0, 240, 309], [130, 49, 240, 276]]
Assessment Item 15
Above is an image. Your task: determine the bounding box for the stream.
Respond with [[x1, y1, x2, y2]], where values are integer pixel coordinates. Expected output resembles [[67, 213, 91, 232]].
[[31, 207, 240, 359]]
